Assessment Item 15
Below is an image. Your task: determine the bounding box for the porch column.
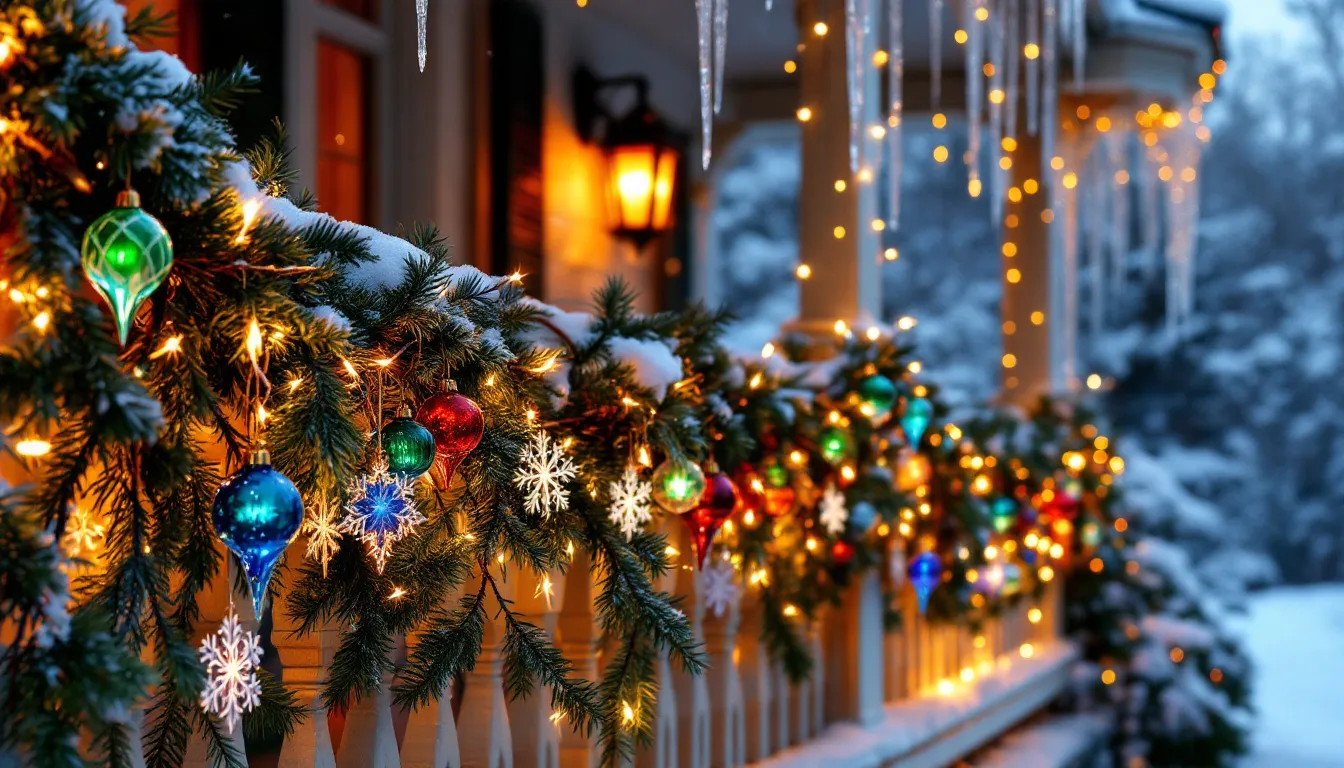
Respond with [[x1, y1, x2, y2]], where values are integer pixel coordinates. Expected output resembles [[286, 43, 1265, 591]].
[[794, 0, 883, 333]]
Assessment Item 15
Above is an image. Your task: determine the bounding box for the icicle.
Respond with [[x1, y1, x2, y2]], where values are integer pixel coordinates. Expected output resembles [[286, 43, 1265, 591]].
[[888, 0, 904, 229], [1041, 0, 1058, 186], [1106, 130, 1130, 295], [845, 0, 870, 172], [766, 0, 773, 8], [1062, 145, 1080, 388], [1140, 146, 1160, 276], [1086, 149, 1107, 335], [713, 0, 729, 115], [965, 0, 985, 195], [989, 0, 1006, 223], [1005, 0, 1020, 139], [1026, 0, 1040, 135], [416, 0, 428, 72], [696, 0, 714, 169], [1072, 0, 1086, 89], [931, 0, 944, 108]]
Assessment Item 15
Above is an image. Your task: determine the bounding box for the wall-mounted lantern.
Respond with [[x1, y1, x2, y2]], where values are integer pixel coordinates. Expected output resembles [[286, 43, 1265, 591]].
[[574, 66, 679, 250]]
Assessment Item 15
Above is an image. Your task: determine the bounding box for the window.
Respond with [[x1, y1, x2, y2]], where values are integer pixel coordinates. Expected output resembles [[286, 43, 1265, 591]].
[[317, 40, 372, 224]]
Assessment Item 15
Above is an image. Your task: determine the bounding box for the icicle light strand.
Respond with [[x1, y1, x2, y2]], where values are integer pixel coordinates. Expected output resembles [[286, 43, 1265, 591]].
[[696, 0, 714, 169]]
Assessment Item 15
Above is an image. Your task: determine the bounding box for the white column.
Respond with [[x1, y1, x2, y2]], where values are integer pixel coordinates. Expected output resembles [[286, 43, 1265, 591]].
[[699, 564, 745, 768], [824, 571, 885, 726], [335, 672, 401, 768], [793, 0, 884, 334], [510, 566, 566, 768], [556, 554, 600, 768], [736, 592, 773, 761], [457, 571, 515, 768], [400, 629, 462, 768]]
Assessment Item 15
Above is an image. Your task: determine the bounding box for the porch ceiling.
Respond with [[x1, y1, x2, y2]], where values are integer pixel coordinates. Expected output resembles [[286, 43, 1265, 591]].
[[582, 0, 1221, 88]]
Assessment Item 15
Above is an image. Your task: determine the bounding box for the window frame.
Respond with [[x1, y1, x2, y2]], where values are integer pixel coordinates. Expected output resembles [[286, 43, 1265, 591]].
[[284, 0, 393, 229]]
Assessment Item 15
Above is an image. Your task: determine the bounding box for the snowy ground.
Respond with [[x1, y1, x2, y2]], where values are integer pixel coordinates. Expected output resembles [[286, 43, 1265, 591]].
[[1236, 585, 1344, 767]]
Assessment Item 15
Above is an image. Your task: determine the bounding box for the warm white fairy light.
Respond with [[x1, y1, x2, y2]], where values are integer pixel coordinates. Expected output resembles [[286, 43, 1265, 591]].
[[302, 495, 343, 579]]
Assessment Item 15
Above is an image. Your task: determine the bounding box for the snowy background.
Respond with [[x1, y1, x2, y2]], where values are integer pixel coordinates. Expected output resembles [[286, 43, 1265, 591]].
[[710, 0, 1344, 760]]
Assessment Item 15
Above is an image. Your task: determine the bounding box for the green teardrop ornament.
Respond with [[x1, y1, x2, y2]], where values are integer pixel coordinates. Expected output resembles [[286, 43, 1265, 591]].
[[81, 189, 174, 346]]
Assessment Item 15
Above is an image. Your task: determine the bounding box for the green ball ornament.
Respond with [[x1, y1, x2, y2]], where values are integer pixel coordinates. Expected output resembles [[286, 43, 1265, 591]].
[[858, 374, 898, 418], [818, 425, 853, 466], [81, 189, 174, 346], [383, 407, 437, 479], [765, 462, 791, 489], [651, 456, 707, 515]]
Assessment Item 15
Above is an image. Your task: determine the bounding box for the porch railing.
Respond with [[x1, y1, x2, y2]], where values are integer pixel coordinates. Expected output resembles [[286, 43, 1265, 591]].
[[122, 519, 1072, 768]]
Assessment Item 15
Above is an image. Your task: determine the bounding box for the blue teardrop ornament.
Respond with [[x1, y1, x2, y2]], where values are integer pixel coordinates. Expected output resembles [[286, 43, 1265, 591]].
[[902, 397, 933, 446], [212, 451, 304, 619]]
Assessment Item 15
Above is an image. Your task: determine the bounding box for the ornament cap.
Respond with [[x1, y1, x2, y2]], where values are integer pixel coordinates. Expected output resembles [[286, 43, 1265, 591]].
[[442, 379, 459, 392], [399, 404, 413, 418], [115, 188, 142, 208], [249, 448, 272, 466], [704, 457, 719, 474]]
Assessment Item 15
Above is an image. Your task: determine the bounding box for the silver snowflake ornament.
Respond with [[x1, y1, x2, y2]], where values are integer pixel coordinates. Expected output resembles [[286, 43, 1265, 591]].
[[199, 604, 263, 734], [608, 465, 653, 540], [701, 558, 740, 619], [302, 493, 342, 578], [340, 464, 426, 574], [819, 483, 849, 537], [514, 431, 576, 519]]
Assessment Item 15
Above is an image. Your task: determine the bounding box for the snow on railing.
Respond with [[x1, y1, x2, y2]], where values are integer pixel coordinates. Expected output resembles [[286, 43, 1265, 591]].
[[109, 519, 1069, 768]]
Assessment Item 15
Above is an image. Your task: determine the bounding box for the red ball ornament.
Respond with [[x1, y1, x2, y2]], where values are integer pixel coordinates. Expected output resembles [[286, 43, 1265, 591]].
[[681, 464, 737, 570], [733, 464, 766, 520], [831, 539, 856, 567], [415, 380, 484, 488], [1039, 487, 1080, 523]]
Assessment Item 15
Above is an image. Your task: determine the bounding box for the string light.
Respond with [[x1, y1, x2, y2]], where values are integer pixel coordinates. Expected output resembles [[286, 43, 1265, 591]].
[[150, 335, 183, 359], [15, 439, 51, 457]]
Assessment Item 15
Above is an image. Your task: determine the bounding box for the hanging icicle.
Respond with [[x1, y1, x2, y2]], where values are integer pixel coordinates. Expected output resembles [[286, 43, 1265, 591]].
[[1105, 130, 1131, 295], [1005, 0, 1020, 140], [1026, 0, 1040, 135], [988, 0, 1006, 222], [696, 0, 714, 169], [766, 0, 773, 9], [416, 0, 428, 72], [965, 0, 985, 196], [1140, 143, 1161, 276], [887, 0, 905, 229], [846, 0, 862, 172], [1072, 0, 1086, 90], [713, 0, 730, 115], [931, 0, 945, 108], [1041, 0, 1059, 186], [1086, 148, 1108, 336], [1061, 141, 1080, 388]]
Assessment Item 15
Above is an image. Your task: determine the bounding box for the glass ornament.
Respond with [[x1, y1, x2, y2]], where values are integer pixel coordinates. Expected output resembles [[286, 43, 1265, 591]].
[[680, 464, 736, 569], [818, 425, 853, 466], [894, 447, 932, 492], [81, 189, 174, 346], [382, 407, 436, 479], [858, 374, 899, 418], [1002, 563, 1023, 595], [901, 396, 933, 446], [415, 380, 484, 487], [908, 550, 942, 615], [990, 496, 1019, 534], [831, 539, 856, 567], [652, 456, 708, 515], [848, 500, 878, 536], [212, 450, 304, 619], [1040, 487, 1080, 522]]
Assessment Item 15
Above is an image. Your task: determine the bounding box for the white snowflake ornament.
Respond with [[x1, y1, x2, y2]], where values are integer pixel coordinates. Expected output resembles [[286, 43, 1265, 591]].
[[608, 465, 653, 540], [62, 506, 105, 558], [701, 558, 740, 619], [199, 604, 263, 733], [819, 483, 849, 536], [302, 493, 342, 578], [514, 431, 577, 519]]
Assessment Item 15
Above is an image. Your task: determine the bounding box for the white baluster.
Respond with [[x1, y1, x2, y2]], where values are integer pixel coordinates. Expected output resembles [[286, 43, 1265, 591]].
[[400, 627, 462, 768], [274, 612, 338, 768], [184, 543, 247, 766], [637, 521, 683, 768], [336, 670, 401, 768], [672, 539, 711, 768], [457, 570, 515, 768], [510, 566, 566, 768], [699, 560, 744, 767], [557, 553, 600, 768], [824, 570, 885, 726], [736, 592, 773, 761]]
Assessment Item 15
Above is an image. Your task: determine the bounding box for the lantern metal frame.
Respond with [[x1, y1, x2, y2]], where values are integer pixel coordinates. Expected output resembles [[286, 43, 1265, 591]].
[[574, 65, 681, 250]]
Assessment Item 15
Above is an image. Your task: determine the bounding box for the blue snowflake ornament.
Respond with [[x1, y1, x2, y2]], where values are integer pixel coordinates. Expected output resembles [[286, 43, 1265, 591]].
[[339, 465, 426, 573]]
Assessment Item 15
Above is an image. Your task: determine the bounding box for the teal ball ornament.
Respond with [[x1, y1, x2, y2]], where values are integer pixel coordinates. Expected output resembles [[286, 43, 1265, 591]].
[[858, 374, 899, 418]]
